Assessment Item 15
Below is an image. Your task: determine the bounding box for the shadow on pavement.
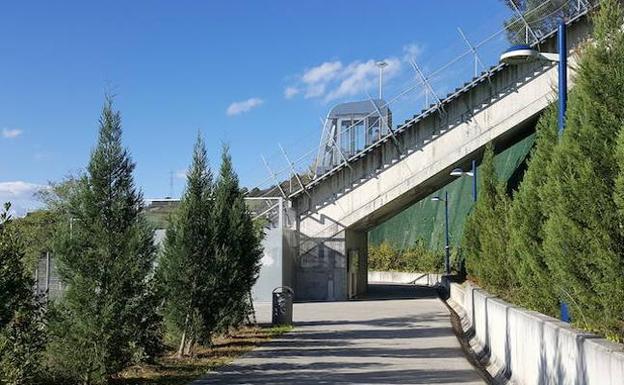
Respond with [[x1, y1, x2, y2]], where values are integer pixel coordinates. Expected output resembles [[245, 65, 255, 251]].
[[363, 283, 439, 301], [194, 365, 481, 384], [192, 282, 485, 385]]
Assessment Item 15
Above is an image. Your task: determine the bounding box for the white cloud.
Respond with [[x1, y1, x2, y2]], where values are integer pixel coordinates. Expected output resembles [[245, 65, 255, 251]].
[[403, 43, 423, 61], [299, 61, 343, 99], [0, 181, 46, 217], [286, 57, 402, 102], [2, 128, 22, 139], [175, 169, 187, 179], [302, 61, 342, 85], [325, 58, 401, 102], [284, 86, 300, 99], [226, 97, 264, 116]]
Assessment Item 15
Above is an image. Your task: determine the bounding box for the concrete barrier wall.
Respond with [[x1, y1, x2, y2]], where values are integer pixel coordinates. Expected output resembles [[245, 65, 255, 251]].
[[449, 283, 624, 385], [367, 271, 441, 286]]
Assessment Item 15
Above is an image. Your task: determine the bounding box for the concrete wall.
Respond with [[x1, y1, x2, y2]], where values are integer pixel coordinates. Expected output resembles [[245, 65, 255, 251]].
[[253, 202, 297, 303], [448, 283, 624, 385], [290, 14, 592, 301], [252, 224, 285, 303], [368, 271, 441, 286]]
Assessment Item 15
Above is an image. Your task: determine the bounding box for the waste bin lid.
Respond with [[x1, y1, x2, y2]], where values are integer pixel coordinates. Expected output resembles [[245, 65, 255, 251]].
[[272, 286, 294, 295]]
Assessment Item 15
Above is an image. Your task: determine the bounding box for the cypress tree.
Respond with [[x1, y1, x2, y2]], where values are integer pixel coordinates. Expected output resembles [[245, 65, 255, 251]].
[[48, 98, 158, 384], [507, 106, 559, 315], [0, 203, 45, 385], [541, 0, 624, 340], [462, 143, 512, 295], [157, 134, 216, 356], [0, 203, 31, 329], [212, 145, 262, 333]]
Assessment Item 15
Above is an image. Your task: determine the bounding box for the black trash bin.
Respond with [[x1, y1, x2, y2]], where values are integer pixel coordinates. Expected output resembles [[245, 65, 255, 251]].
[[272, 286, 294, 326]]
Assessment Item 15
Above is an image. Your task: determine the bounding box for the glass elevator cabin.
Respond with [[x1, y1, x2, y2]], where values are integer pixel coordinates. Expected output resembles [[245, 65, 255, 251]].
[[315, 99, 392, 176]]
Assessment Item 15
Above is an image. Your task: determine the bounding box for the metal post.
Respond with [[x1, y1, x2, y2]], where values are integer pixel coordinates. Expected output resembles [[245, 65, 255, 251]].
[[444, 191, 450, 275], [278, 143, 310, 198], [379, 66, 383, 100], [278, 197, 283, 229], [558, 18, 570, 322], [365, 95, 402, 154], [34, 258, 39, 293], [45, 251, 51, 296], [457, 27, 484, 78], [316, 117, 354, 172], [261, 155, 288, 199], [409, 59, 445, 114], [376, 61, 387, 100], [508, 0, 539, 44], [558, 19, 567, 137], [472, 159, 478, 202]]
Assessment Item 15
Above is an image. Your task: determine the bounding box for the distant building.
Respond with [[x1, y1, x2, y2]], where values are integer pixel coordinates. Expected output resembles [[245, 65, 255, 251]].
[[145, 198, 295, 303], [315, 99, 392, 176]]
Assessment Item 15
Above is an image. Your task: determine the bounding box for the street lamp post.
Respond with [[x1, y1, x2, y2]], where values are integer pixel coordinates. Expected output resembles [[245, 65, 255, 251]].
[[431, 191, 450, 275], [558, 20, 567, 135], [376, 61, 388, 100], [450, 159, 478, 202], [499, 19, 567, 135], [500, 19, 569, 321]]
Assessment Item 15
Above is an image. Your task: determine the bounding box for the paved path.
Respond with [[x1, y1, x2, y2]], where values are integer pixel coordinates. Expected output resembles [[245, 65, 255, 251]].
[[193, 283, 486, 385]]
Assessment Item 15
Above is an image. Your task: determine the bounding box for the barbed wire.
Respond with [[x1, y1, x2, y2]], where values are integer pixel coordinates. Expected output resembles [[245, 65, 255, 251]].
[[247, 0, 593, 197]]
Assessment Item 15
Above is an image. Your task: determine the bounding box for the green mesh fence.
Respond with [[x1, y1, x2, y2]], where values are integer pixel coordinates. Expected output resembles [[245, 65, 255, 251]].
[[368, 132, 536, 251]]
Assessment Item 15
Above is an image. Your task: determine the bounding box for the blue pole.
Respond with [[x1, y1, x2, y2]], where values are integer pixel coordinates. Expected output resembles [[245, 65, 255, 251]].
[[558, 19, 567, 136], [444, 191, 450, 275], [560, 302, 570, 322], [471, 159, 477, 202], [558, 18, 570, 322]]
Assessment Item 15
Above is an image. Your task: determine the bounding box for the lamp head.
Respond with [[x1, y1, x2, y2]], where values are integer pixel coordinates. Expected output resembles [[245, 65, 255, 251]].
[[500, 44, 540, 65], [450, 168, 464, 177], [431, 196, 442, 202]]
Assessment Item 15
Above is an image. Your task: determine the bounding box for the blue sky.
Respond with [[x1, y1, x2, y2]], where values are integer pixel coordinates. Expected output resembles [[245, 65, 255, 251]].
[[0, 0, 515, 215]]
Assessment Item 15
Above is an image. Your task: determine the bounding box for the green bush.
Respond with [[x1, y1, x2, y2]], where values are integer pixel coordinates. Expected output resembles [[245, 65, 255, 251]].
[[0, 203, 46, 385], [368, 240, 444, 273], [462, 143, 513, 296]]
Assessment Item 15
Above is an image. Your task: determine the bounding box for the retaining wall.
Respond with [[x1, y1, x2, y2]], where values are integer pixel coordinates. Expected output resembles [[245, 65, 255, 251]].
[[367, 271, 441, 286], [448, 282, 624, 385]]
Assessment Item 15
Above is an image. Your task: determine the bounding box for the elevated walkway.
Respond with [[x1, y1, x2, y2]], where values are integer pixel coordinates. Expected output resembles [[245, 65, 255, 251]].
[[290, 12, 593, 301]]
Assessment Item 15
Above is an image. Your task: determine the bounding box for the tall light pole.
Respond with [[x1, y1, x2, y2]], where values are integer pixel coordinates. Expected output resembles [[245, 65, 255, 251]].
[[376, 60, 388, 100], [450, 159, 478, 202], [500, 19, 567, 136], [431, 191, 450, 275], [557, 19, 567, 135]]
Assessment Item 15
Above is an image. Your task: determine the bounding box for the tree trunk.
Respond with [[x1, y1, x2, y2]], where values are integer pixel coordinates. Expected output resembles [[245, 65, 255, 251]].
[[183, 337, 195, 357], [177, 313, 190, 358]]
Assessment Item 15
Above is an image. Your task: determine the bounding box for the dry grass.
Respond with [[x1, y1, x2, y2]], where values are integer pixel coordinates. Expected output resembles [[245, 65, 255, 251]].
[[114, 325, 292, 385]]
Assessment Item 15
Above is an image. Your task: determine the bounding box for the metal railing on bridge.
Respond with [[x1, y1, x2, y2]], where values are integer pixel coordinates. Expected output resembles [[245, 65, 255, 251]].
[[248, 0, 596, 200]]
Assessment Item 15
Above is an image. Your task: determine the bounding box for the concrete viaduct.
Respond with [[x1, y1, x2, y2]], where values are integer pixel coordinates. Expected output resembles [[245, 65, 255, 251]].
[[286, 12, 592, 302]]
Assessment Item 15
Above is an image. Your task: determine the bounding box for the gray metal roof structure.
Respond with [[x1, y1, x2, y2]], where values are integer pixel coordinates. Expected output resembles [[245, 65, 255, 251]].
[[328, 99, 390, 118]]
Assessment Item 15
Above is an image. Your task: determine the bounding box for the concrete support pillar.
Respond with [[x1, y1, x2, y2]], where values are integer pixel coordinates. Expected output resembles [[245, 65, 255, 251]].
[[345, 229, 368, 298], [295, 229, 347, 301], [294, 225, 368, 301]]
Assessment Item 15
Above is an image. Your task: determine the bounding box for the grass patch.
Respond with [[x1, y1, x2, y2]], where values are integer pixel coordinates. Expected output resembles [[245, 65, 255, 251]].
[[114, 325, 292, 385]]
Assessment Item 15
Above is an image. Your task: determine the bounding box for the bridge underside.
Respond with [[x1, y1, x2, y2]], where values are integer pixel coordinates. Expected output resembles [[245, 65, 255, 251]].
[[289, 14, 590, 302], [293, 122, 538, 302]]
